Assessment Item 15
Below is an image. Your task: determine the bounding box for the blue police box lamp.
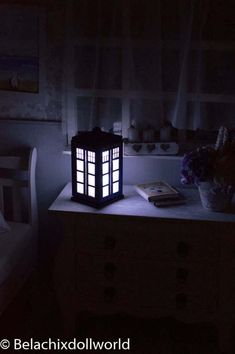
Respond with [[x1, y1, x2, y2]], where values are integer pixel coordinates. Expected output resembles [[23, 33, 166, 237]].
[[71, 127, 124, 208]]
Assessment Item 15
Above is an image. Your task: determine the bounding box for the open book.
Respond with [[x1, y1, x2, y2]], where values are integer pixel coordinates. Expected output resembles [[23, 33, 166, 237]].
[[135, 181, 180, 202]]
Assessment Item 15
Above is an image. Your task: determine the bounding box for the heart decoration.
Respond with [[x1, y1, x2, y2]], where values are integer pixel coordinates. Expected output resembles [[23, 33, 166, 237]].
[[160, 143, 170, 151]]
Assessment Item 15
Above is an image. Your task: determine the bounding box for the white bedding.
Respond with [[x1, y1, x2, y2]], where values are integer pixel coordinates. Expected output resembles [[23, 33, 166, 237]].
[[0, 211, 10, 234], [0, 222, 33, 285]]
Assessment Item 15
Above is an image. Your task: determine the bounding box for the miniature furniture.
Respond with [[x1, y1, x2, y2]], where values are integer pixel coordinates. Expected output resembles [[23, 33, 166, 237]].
[[0, 147, 38, 314], [50, 183, 235, 354]]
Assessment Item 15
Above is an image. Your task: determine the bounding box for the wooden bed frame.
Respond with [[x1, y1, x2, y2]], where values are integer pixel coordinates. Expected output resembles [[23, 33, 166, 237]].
[[0, 147, 38, 314]]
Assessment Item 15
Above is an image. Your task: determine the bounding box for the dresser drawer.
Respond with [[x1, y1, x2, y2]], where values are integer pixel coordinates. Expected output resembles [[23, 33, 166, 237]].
[[75, 215, 166, 259], [76, 252, 219, 317], [76, 252, 140, 287], [136, 260, 218, 316], [75, 215, 219, 262], [139, 283, 218, 319], [76, 254, 141, 313]]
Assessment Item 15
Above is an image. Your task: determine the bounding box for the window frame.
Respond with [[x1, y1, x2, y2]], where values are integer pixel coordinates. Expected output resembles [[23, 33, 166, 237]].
[[64, 0, 235, 146]]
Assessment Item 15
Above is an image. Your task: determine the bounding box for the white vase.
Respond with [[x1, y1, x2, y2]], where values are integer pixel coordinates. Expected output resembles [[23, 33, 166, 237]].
[[198, 182, 233, 212]]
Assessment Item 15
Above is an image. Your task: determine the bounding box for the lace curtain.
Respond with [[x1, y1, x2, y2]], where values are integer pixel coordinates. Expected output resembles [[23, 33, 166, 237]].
[[67, 0, 235, 137]]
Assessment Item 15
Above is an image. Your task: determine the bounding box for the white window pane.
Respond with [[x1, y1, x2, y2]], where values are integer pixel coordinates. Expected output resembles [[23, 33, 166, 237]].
[[103, 185, 109, 197], [102, 162, 109, 174], [88, 186, 95, 197], [113, 147, 119, 158], [88, 162, 95, 175], [76, 159, 84, 171], [112, 159, 119, 171], [102, 150, 109, 162], [77, 183, 84, 194], [113, 182, 119, 193], [102, 174, 109, 186], [76, 148, 84, 159], [77, 171, 84, 183], [113, 170, 119, 182], [88, 174, 95, 186], [88, 150, 95, 162]]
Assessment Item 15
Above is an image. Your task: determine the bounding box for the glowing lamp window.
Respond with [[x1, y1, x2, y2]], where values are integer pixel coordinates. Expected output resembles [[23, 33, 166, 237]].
[[102, 162, 109, 175], [102, 150, 109, 162], [113, 182, 119, 193], [103, 185, 109, 197], [102, 174, 109, 186], [77, 171, 84, 183], [77, 183, 84, 194], [112, 159, 119, 171], [113, 170, 119, 182], [88, 186, 95, 197], [88, 163, 95, 175], [76, 160, 84, 172], [113, 147, 119, 158], [76, 148, 84, 159], [88, 174, 95, 186], [88, 151, 95, 162]]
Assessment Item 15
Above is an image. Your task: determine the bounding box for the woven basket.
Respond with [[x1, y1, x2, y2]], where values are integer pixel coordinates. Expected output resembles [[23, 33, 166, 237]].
[[198, 182, 233, 212]]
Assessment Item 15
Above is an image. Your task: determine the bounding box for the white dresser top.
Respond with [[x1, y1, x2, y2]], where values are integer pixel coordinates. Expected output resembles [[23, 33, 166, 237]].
[[49, 183, 235, 223]]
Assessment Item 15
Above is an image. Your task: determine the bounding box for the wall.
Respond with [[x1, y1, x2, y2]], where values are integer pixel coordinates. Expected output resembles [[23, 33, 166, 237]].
[[123, 155, 182, 186], [0, 3, 64, 121]]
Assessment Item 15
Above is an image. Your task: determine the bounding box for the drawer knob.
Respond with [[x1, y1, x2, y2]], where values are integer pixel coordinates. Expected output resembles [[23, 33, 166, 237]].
[[175, 293, 188, 309], [176, 268, 188, 283], [104, 262, 116, 280], [177, 241, 189, 257], [104, 287, 116, 303], [104, 236, 116, 250]]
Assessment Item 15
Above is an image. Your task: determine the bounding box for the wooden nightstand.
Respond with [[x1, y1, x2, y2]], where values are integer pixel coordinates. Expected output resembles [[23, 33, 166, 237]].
[[49, 183, 235, 353]]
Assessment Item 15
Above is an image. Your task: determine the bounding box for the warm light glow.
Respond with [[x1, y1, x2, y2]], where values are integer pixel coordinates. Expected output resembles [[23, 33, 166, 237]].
[[76, 171, 84, 183], [103, 185, 109, 197], [102, 174, 109, 186], [112, 159, 119, 170], [88, 174, 95, 186], [112, 170, 119, 182], [88, 162, 95, 175], [88, 186, 95, 197], [113, 182, 119, 193], [77, 182, 84, 194], [102, 150, 109, 162], [88, 151, 95, 162], [102, 162, 109, 174], [76, 148, 84, 159], [76, 159, 84, 171]]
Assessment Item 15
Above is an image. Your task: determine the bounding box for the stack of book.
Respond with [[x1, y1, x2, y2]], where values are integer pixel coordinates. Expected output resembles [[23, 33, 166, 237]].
[[135, 181, 186, 207]]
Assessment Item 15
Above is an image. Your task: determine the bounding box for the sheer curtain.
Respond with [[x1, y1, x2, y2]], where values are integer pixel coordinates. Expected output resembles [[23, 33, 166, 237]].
[[68, 0, 235, 138]]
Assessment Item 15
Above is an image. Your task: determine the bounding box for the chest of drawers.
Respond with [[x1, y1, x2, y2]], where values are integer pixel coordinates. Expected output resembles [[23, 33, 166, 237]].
[[50, 183, 235, 353]]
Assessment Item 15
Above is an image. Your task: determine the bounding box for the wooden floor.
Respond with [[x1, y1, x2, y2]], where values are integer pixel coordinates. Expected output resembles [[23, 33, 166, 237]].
[[0, 272, 220, 353]]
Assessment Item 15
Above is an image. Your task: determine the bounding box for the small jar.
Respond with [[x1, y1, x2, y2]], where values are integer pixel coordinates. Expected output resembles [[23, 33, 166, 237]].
[[160, 121, 172, 142], [143, 126, 155, 142], [128, 120, 140, 142]]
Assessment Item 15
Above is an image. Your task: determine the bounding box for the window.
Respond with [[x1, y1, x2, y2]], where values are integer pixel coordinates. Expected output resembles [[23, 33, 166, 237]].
[[64, 0, 235, 145], [102, 150, 110, 197], [75, 148, 96, 197]]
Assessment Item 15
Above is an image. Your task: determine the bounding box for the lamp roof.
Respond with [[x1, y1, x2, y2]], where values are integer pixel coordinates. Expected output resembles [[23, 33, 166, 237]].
[[71, 127, 122, 149]]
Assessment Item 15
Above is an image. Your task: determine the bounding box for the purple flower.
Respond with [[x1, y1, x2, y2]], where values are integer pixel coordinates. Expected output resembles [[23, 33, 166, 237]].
[[181, 147, 216, 185]]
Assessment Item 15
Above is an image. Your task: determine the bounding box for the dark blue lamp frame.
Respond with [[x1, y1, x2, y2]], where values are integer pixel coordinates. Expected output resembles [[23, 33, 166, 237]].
[[71, 128, 124, 208]]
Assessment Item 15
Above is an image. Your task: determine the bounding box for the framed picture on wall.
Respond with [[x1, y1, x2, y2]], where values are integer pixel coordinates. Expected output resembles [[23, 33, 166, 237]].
[[0, 3, 39, 94], [0, 55, 39, 93]]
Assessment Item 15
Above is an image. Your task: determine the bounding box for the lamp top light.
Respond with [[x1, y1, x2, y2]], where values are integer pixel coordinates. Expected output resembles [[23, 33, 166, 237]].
[[71, 127, 122, 149]]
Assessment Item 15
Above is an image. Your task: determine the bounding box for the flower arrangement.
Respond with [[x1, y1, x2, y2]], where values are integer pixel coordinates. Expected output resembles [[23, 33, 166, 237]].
[[181, 127, 235, 192]]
